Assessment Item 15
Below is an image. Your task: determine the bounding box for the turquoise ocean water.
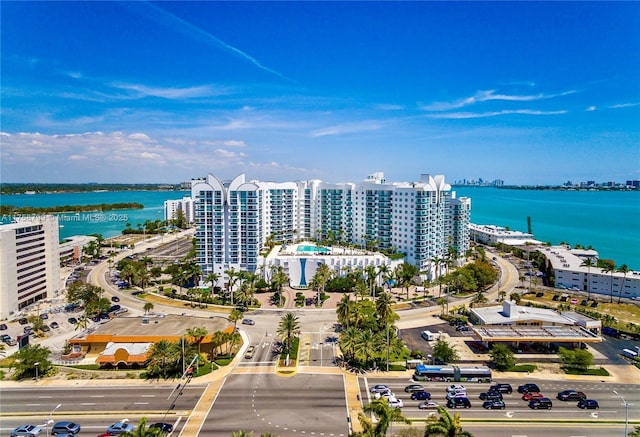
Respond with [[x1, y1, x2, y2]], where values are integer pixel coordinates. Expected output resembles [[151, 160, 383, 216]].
[[1, 187, 638, 268]]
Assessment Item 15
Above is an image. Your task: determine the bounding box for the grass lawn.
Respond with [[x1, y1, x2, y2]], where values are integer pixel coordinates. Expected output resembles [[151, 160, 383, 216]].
[[563, 367, 610, 376]]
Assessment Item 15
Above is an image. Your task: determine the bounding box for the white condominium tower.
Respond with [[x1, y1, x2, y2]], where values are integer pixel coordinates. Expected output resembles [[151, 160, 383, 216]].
[[0, 216, 61, 319], [192, 172, 470, 283]]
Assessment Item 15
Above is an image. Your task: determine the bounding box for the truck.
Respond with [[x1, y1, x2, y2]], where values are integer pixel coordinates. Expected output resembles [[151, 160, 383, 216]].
[[622, 348, 638, 359], [421, 330, 434, 341]]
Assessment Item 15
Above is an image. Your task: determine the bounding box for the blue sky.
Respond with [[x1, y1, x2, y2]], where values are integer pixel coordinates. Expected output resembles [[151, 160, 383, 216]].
[[2, 1, 639, 185]]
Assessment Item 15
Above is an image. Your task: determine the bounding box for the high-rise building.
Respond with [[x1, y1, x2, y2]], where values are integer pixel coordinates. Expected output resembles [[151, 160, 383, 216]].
[[0, 216, 61, 318], [192, 172, 470, 284], [164, 197, 195, 223]]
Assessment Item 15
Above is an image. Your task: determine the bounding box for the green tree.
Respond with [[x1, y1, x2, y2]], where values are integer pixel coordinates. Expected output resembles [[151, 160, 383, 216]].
[[277, 312, 300, 354], [424, 406, 474, 437], [601, 262, 616, 303], [616, 264, 630, 304], [580, 258, 595, 300], [627, 426, 640, 437], [120, 417, 161, 437], [558, 346, 593, 372], [432, 339, 459, 364], [228, 309, 243, 330], [187, 326, 208, 371], [143, 302, 154, 315], [147, 340, 180, 379], [509, 292, 522, 305], [11, 344, 53, 380], [359, 397, 411, 436], [336, 293, 354, 328], [489, 344, 515, 371]]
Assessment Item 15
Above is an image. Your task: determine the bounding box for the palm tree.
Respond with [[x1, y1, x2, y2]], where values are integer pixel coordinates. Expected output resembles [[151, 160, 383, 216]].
[[143, 302, 154, 315], [339, 326, 359, 362], [186, 326, 208, 372], [277, 312, 300, 354], [205, 272, 220, 292], [377, 264, 391, 291], [431, 256, 446, 297], [361, 398, 411, 436], [616, 264, 630, 304], [375, 292, 397, 328], [228, 309, 243, 330], [354, 330, 376, 368], [601, 262, 616, 303], [120, 417, 161, 437], [224, 268, 239, 305], [147, 340, 179, 379], [336, 294, 353, 328], [581, 258, 595, 300], [424, 406, 474, 436]]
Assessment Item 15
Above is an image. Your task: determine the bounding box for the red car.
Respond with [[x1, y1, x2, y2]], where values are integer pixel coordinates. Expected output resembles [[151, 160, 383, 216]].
[[523, 392, 545, 401]]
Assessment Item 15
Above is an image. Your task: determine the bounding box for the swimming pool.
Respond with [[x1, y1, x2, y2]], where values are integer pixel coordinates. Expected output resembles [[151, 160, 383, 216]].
[[296, 245, 331, 254]]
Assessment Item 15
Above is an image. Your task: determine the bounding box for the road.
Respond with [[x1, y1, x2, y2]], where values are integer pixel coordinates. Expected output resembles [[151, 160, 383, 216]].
[[0, 385, 206, 436]]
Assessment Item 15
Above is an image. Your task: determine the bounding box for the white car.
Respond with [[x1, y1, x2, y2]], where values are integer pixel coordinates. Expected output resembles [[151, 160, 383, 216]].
[[446, 391, 468, 400], [446, 384, 466, 393], [370, 384, 390, 394], [374, 390, 395, 400], [418, 401, 439, 409], [387, 396, 404, 408]]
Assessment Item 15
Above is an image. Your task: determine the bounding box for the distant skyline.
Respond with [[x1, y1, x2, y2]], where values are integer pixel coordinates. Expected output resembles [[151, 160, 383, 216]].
[[1, 2, 639, 185]]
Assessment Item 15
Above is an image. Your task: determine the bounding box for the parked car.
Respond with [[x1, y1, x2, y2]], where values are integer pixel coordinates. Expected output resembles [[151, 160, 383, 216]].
[[490, 383, 513, 394], [106, 420, 134, 434], [1, 334, 12, 343], [410, 391, 431, 400], [67, 317, 78, 325], [479, 391, 503, 401], [11, 424, 42, 437], [447, 397, 471, 408], [483, 400, 506, 409], [518, 383, 540, 394], [522, 392, 545, 401], [111, 296, 120, 302], [0, 323, 7, 330], [557, 390, 587, 401], [529, 398, 553, 409], [40, 313, 48, 320], [446, 384, 466, 393], [40, 325, 50, 332], [149, 422, 174, 433], [577, 399, 599, 409], [418, 401, 439, 409], [370, 384, 390, 394], [51, 421, 81, 435], [242, 319, 255, 325], [18, 318, 28, 325], [456, 325, 471, 332], [404, 384, 424, 393], [50, 322, 60, 329]]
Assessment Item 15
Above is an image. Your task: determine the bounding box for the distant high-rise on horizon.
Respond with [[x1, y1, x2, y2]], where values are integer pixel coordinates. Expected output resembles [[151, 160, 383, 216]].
[[191, 172, 470, 284]]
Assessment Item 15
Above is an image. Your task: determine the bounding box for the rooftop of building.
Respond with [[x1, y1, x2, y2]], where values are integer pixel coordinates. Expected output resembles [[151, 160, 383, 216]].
[[72, 314, 232, 341], [471, 300, 574, 325]]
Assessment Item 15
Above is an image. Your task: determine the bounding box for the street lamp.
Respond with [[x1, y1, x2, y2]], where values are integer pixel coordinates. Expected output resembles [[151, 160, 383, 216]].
[[34, 362, 39, 381], [613, 390, 629, 436], [47, 403, 62, 437]]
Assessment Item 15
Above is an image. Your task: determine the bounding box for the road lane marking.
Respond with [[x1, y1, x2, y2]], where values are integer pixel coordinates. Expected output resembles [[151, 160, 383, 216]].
[[81, 402, 96, 405], [133, 402, 149, 405]]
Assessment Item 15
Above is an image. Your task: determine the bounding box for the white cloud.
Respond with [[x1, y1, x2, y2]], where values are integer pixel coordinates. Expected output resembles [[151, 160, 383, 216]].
[[420, 89, 577, 111], [586, 106, 597, 111], [609, 102, 640, 109], [427, 109, 568, 119], [310, 121, 382, 137], [109, 82, 227, 99]]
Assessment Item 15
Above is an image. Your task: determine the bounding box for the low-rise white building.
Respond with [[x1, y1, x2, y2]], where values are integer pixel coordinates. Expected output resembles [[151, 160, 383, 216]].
[[0, 216, 61, 319], [470, 300, 601, 344], [59, 235, 97, 265], [542, 245, 640, 300], [261, 242, 401, 289], [469, 224, 540, 246]]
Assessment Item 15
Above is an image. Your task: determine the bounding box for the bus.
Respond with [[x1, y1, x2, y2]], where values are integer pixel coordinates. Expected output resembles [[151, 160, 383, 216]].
[[457, 366, 492, 383], [413, 364, 492, 383], [413, 365, 456, 382]]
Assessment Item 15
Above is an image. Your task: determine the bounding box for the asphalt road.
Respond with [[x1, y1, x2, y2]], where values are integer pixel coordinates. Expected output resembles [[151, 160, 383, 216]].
[[202, 373, 350, 437], [0, 385, 206, 435], [358, 377, 640, 430]]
